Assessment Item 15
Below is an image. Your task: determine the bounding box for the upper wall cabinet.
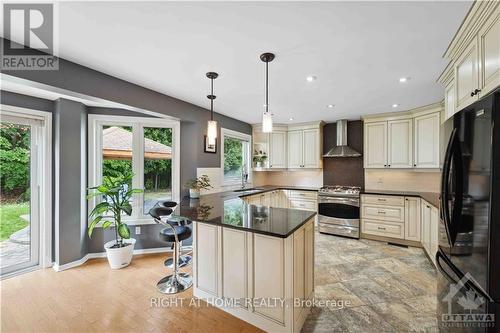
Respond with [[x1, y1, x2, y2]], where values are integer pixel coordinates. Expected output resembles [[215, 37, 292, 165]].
[[455, 40, 479, 111], [414, 112, 440, 168], [364, 122, 387, 168], [252, 122, 323, 171], [363, 104, 442, 169], [439, 2, 500, 120], [269, 131, 287, 169]]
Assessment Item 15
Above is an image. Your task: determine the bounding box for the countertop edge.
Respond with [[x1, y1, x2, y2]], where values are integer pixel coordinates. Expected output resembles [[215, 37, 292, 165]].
[[192, 211, 317, 238]]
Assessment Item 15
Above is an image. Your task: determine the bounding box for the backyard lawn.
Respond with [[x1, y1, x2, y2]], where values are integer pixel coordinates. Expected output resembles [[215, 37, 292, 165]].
[[0, 203, 29, 241]]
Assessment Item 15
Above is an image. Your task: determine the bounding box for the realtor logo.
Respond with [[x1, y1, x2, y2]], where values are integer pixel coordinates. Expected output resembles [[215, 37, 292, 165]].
[[1, 3, 59, 70], [441, 272, 495, 328]]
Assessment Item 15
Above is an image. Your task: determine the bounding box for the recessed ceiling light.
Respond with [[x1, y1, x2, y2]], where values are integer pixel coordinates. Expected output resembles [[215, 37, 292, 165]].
[[392, 104, 399, 108], [327, 104, 335, 108], [306, 75, 317, 82], [289, 117, 294, 121], [399, 77, 410, 83]]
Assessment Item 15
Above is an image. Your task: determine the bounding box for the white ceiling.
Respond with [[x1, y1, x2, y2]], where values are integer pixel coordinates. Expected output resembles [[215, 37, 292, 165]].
[[54, 1, 471, 124]]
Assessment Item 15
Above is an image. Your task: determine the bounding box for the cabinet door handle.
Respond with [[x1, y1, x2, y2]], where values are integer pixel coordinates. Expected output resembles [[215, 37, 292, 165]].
[[414, 164, 417, 167], [471, 89, 482, 97], [377, 198, 386, 202], [377, 227, 386, 230], [378, 210, 386, 214], [388, 164, 391, 167]]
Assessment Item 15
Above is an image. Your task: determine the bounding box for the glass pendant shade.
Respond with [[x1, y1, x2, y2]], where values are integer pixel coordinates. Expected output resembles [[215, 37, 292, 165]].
[[207, 120, 218, 145], [262, 112, 273, 133]]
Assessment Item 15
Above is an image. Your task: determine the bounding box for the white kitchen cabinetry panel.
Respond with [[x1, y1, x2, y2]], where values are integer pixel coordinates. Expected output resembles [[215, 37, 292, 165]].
[[303, 129, 320, 168], [404, 197, 421, 242], [195, 223, 220, 296], [293, 229, 305, 322], [222, 229, 248, 305], [430, 205, 439, 266], [362, 219, 405, 239], [479, 8, 500, 97], [414, 112, 440, 168], [444, 80, 456, 120], [269, 131, 287, 168], [387, 119, 413, 168], [287, 130, 303, 169], [362, 205, 405, 223], [364, 121, 387, 168], [455, 40, 479, 110], [289, 199, 317, 211], [253, 234, 285, 323], [362, 195, 404, 206], [304, 222, 314, 300], [421, 202, 431, 254]]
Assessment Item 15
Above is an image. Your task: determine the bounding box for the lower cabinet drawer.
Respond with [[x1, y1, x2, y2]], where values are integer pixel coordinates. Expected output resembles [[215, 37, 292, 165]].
[[362, 219, 404, 239], [288, 190, 317, 200], [362, 205, 405, 222], [289, 199, 317, 211], [362, 195, 404, 206]]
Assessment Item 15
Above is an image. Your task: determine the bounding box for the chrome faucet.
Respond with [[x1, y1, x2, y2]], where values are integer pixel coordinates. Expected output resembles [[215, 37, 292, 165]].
[[241, 164, 249, 189]]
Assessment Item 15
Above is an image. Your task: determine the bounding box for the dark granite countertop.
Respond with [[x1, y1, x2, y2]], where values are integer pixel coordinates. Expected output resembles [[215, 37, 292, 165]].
[[172, 186, 318, 238], [362, 190, 440, 208]]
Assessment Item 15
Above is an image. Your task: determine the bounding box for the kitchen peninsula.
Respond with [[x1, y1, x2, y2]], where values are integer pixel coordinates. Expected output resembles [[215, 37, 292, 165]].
[[174, 188, 316, 333]]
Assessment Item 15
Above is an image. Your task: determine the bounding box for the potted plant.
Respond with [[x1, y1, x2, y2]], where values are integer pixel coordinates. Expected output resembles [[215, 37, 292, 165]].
[[185, 174, 212, 199], [253, 150, 268, 168], [87, 173, 143, 269]]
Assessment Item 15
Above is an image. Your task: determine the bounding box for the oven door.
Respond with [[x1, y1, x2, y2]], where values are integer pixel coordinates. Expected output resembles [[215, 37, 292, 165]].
[[318, 196, 359, 225]]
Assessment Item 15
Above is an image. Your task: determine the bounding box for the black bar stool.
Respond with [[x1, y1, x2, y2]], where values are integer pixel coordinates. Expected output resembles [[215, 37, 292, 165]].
[[158, 201, 192, 268], [149, 206, 192, 294]]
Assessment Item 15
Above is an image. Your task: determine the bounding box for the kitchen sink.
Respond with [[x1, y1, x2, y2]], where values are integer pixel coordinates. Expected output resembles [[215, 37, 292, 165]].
[[233, 188, 265, 193]]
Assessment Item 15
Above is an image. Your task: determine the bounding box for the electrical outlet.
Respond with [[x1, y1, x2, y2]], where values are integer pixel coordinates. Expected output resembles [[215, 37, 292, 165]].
[[135, 226, 141, 235]]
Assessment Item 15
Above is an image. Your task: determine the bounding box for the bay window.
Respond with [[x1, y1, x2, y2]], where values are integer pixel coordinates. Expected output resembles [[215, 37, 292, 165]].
[[88, 115, 180, 224]]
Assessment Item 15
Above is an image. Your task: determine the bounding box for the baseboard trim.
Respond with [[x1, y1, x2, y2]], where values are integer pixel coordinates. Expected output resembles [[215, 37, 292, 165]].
[[52, 246, 192, 272]]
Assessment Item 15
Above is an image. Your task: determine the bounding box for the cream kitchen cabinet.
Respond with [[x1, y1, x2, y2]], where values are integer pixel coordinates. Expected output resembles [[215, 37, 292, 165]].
[[479, 7, 500, 97], [404, 197, 421, 242], [388, 119, 413, 168], [287, 129, 321, 169], [361, 194, 422, 243], [364, 115, 429, 169], [439, 2, 499, 111], [444, 80, 456, 120], [269, 131, 287, 168], [287, 130, 303, 168], [364, 121, 387, 168], [413, 112, 440, 168], [455, 40, 479, 111], [421, 199, 438, 266], [252, 122, 323, 171]]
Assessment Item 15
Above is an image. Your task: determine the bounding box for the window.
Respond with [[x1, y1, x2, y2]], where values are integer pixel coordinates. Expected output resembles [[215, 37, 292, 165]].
[[89, 115, 180, 224], [221, 128, 251, 186]]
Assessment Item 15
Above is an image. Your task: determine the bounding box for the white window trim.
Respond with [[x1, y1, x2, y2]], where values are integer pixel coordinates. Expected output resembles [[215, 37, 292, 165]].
[[88, 114, 180, 225], [0, 104, 53, 274], [220, 128, 252, 187]]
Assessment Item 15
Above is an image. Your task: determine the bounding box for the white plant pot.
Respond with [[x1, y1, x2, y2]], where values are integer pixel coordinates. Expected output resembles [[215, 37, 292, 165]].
[[189, 188, 200, 199], [104, 238, 136, 269]]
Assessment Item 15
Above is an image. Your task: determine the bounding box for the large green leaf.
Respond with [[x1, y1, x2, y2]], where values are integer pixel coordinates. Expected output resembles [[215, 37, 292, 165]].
[[101, 221, 113, 229], [89, 201, 110, 218], [120, 202, 132, 216], [87, 216, 103, 238], [118, 224, 130, 239]]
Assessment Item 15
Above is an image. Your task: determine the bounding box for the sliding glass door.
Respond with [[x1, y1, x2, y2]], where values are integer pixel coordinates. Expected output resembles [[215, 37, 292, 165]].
[[0, 114, 41, 276]]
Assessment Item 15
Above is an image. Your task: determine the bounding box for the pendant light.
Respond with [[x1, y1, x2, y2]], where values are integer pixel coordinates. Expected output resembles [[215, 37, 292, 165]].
[[261, 52, 275, 133], [206, 72, 218, 146]]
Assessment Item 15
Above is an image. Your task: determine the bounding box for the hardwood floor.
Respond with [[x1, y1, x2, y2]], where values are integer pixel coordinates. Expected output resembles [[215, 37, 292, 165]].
[[0, 253, 263, 333]]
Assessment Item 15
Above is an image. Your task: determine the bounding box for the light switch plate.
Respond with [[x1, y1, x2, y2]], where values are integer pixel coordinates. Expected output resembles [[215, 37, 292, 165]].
[[135, 226, 141, 235]]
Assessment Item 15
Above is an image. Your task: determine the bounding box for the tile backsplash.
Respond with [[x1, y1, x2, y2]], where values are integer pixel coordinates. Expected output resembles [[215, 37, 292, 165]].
[[365, 169, 441, 193], [252, 170, 323, 188]]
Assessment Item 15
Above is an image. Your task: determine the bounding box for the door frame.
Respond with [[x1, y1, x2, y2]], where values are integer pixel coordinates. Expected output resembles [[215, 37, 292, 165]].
[[0, 104, 52, 278]]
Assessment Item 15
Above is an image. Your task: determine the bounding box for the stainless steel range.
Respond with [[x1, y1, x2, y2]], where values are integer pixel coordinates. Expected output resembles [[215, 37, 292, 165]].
[[318, 185, 361, 238]]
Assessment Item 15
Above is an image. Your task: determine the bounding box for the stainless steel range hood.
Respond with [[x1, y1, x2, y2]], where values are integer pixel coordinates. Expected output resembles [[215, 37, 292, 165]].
[[323, 119, 362, 158]]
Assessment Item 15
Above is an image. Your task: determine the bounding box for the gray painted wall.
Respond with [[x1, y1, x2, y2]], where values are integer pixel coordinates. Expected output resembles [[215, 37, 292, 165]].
[[53, 99, 88, 265], [1, 39, 250, 262]]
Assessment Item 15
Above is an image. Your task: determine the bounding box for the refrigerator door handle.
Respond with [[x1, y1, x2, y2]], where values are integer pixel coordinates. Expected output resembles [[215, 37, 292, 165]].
[[441, 129, 457, 245]]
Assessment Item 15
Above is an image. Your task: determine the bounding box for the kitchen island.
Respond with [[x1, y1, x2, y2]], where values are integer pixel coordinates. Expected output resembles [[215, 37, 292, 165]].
[[174, 189, 316, 333]]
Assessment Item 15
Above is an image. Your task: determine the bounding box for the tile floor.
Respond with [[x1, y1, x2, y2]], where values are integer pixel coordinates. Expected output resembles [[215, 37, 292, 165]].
[[303, 233, 438, 332]]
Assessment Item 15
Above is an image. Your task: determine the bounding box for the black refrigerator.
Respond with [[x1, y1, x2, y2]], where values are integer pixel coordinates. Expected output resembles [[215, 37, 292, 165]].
[[437, 88, 500, 332]]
